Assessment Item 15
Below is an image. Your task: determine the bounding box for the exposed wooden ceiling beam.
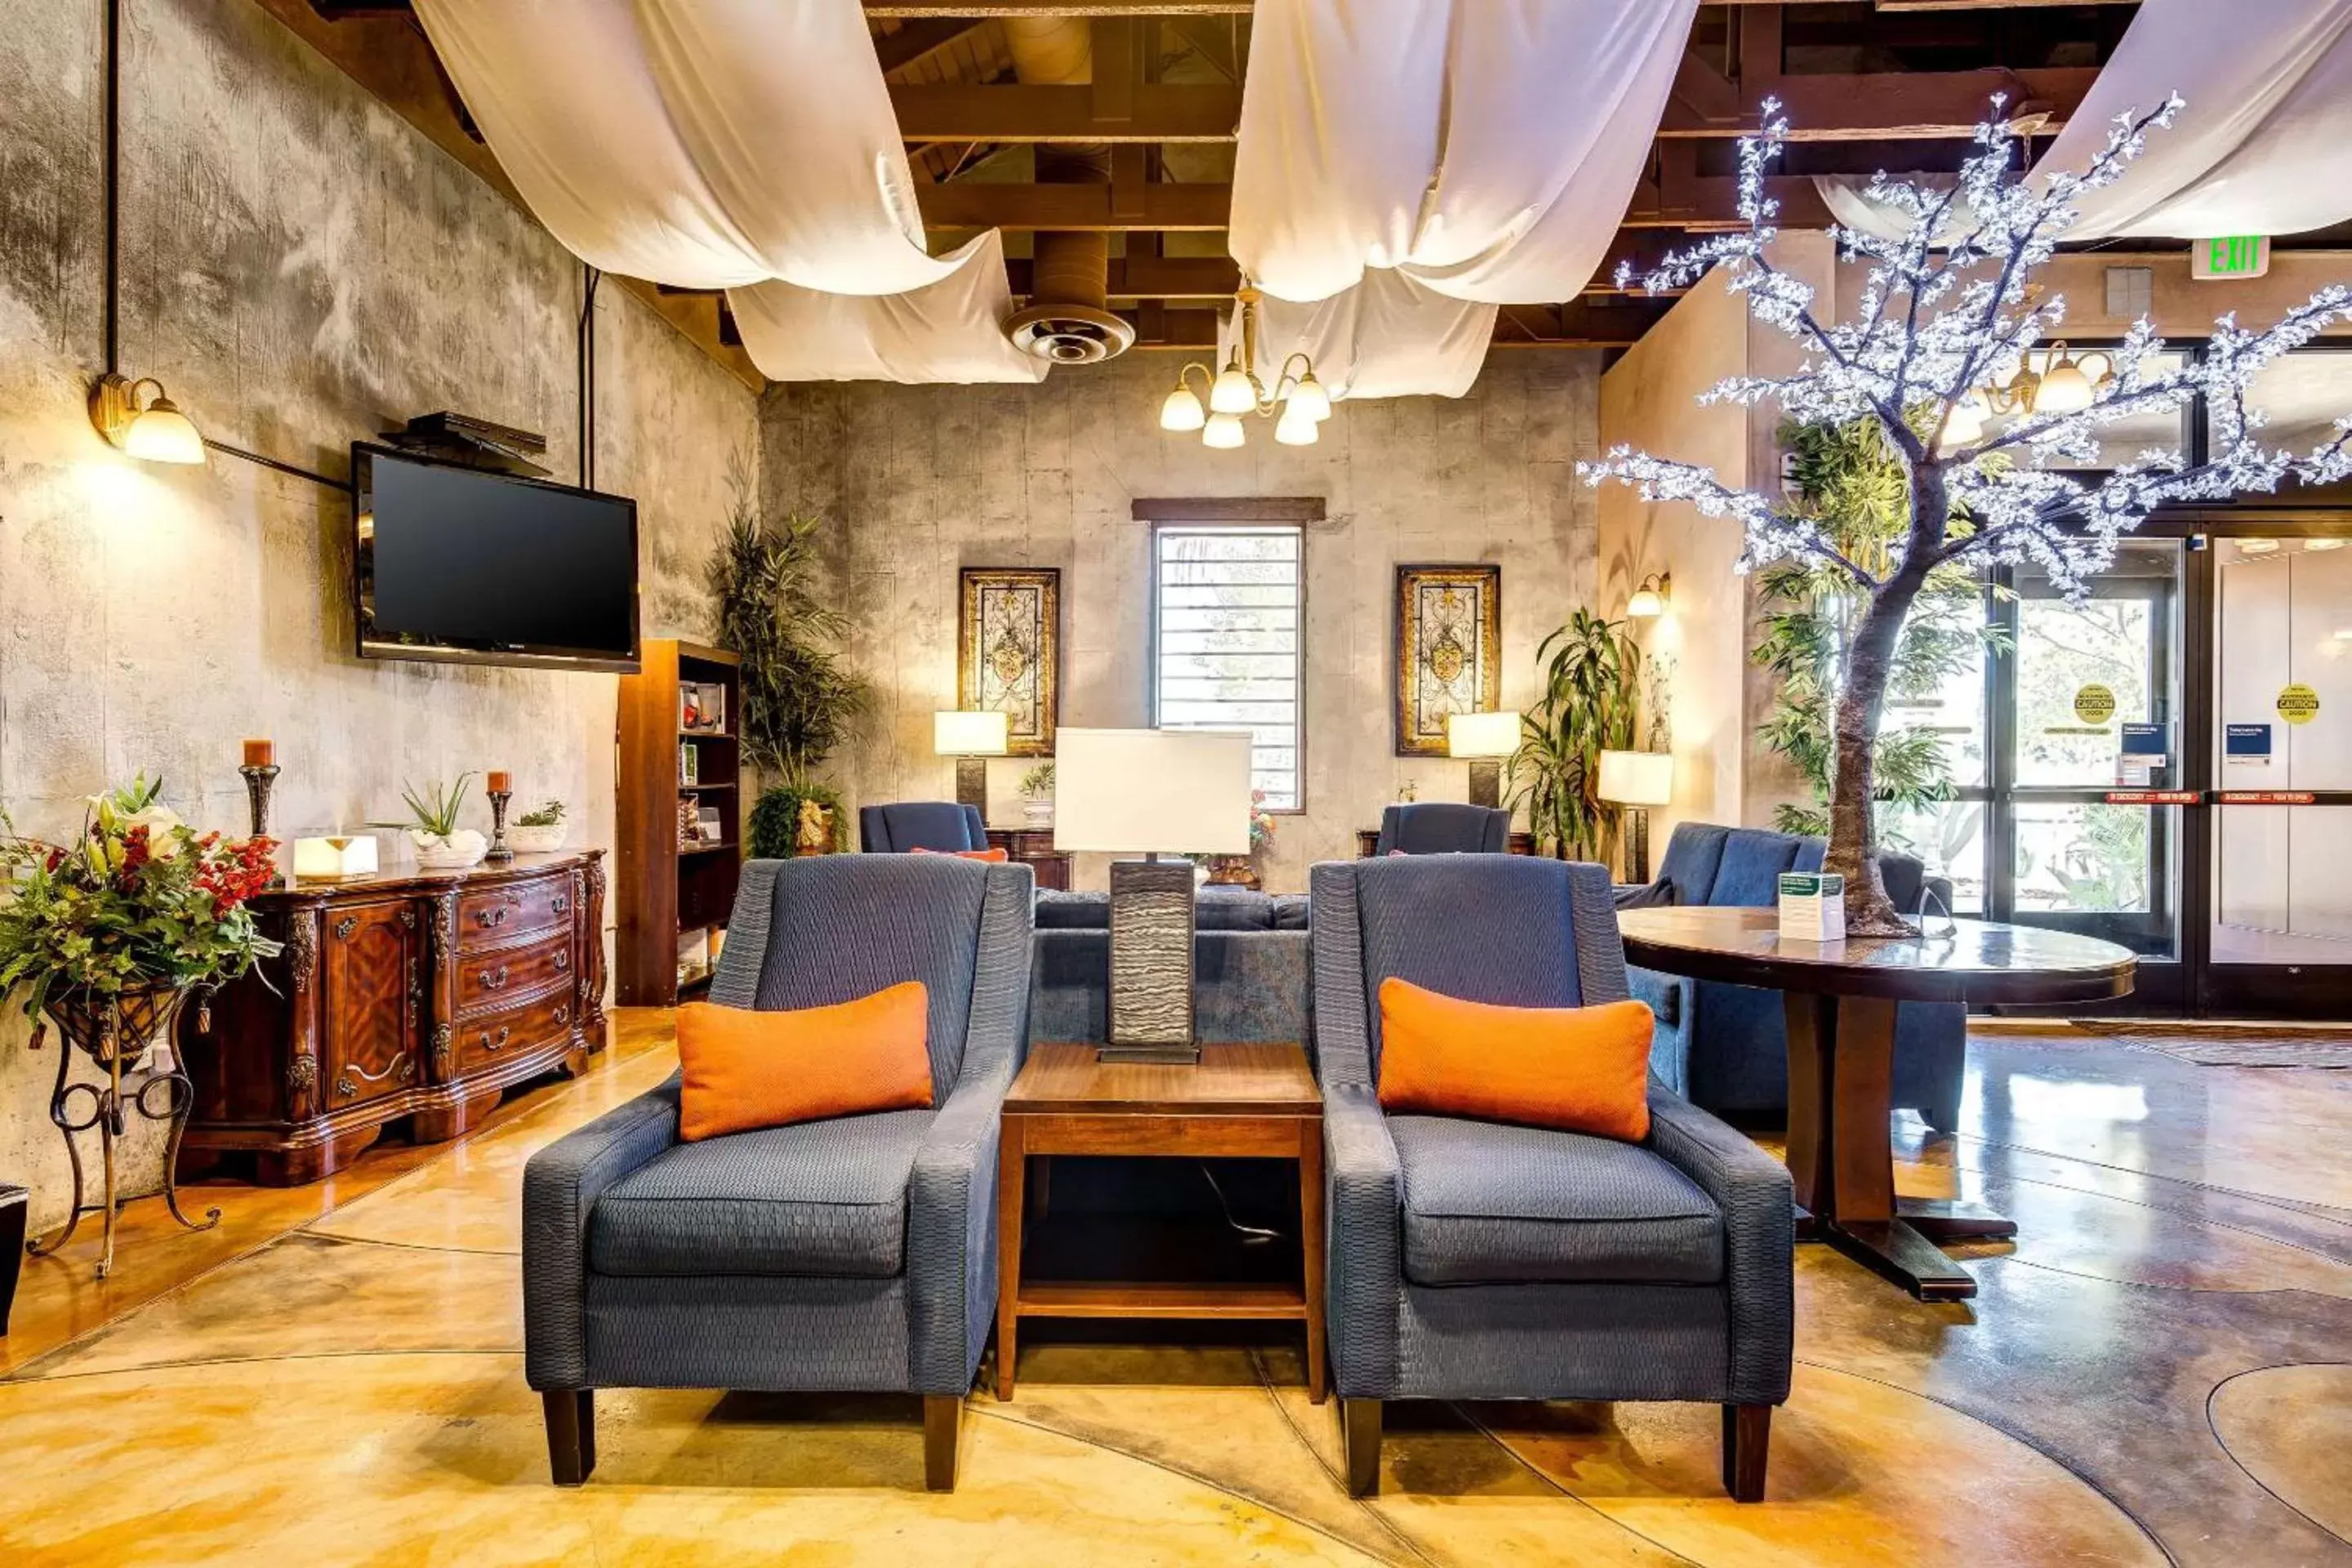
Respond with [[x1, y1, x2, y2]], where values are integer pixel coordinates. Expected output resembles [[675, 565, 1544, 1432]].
[[874, 17, 989, 74], [889, 82, 1240, 141], [1662, 60, 2098, 139], [920, 179, 1229, 230]]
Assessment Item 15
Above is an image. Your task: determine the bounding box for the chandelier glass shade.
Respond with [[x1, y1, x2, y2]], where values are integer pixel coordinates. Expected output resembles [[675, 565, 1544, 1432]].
[[1158, 286, 1334, 449]]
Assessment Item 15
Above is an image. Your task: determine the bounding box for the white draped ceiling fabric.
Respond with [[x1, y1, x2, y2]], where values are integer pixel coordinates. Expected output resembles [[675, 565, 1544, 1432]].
[[1227, 0, 1700, 397], [412, 0, 1041, 384], [1217, 274, 1497, 401], [2035, 0, 2352, 239]]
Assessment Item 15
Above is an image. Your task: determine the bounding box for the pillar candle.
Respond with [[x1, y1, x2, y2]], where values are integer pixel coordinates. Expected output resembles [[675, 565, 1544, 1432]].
[[487, 770, 513, 794], [242, 738, 274, 768]]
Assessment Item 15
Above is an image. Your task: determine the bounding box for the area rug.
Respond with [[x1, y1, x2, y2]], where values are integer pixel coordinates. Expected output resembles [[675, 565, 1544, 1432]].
[[2072, 1021, 2352, 1069]]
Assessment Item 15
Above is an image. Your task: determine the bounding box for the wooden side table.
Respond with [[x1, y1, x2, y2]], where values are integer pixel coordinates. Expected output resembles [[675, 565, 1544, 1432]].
[[996, 1041, 1326, 1402]]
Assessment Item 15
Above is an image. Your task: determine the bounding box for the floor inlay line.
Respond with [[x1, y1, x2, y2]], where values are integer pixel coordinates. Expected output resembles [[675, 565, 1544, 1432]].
[[1245, 1347, 1440, 1568], [1449, 1405, 1708, 1568], [2203, 1361, 2352, 1552]]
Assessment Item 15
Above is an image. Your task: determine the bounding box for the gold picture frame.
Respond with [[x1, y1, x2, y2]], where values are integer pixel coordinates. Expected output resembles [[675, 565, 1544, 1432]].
[[959, 568, 1061, 759], [1394, 564, 1502, 756]]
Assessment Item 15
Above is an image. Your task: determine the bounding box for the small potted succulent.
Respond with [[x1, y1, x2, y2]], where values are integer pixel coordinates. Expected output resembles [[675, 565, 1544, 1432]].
[[1018, 761, 1055, 830], [508, 798, 568, 854], [402, 775, 488, 870]]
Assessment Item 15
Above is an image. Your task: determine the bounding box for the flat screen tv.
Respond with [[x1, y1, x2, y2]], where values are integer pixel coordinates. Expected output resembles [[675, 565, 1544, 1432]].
[[353, 443, 641, 672]]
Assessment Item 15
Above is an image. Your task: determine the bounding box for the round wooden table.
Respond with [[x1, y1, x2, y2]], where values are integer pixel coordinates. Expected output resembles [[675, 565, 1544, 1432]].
[[1617, 906, 2137, 1302]]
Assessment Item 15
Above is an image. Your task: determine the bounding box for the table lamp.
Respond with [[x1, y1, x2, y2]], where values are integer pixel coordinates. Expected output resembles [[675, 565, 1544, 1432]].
[[1054, 728, 1253, 1063], [1598, 749, 1674, 884], [1446, 710, 1520, 809], [934, 710, 1009, 817]]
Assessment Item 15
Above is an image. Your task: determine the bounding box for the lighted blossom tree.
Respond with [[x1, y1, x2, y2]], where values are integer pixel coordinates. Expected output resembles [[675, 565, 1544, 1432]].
[[1582, 96, 2352, 935]]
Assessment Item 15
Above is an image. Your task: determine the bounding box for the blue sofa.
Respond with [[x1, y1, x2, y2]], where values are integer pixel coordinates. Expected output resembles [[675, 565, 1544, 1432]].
[[1374, 803, 1510, 855], [519, 856, 1035, 1491], [1310, 856, 1794, 1499], [1628, 823, 1967, 1132], [860, 801, 988, 853]]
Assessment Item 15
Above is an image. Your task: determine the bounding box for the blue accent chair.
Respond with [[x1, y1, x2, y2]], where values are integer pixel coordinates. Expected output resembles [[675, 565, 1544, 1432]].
[[520, 855, 1035, 1491], [1310, 856, 1794, 1499], [860, 801, 988, 853], [1373, 803, 1510, 856], [1631, 823, 1967, 1132]]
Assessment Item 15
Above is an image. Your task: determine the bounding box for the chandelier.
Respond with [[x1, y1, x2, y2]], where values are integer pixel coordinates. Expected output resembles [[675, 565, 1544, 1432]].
[[1158, 285, 1333, 448], [1943, 341, 2117, 448]]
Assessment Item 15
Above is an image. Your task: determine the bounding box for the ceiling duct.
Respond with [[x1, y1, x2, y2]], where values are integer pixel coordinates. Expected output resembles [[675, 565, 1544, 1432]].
[[998, 17, 1136, 364]]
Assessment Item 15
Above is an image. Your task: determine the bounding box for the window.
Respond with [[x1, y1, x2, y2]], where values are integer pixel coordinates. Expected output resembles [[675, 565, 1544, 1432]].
[[1151, 522, 1305, 810]]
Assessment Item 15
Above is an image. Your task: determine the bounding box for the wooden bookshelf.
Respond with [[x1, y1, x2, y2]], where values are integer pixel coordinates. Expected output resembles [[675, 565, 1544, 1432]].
[[616, 638, 743, 1004]]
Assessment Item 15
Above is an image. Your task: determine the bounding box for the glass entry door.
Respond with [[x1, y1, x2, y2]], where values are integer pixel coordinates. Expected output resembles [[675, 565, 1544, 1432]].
[[2203, 531, 2352, 1013]]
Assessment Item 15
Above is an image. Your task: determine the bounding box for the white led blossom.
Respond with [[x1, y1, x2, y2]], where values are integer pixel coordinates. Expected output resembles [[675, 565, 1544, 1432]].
[[1581, 97, 2352, 932]]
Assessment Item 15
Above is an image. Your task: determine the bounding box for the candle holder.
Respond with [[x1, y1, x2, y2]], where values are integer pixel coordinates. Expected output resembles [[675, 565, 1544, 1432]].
[[238, 762, 279, 840], [487, 787, 515, 862]]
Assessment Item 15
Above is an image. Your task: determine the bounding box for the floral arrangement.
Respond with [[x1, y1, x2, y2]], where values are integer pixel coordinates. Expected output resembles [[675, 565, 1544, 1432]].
[[1018, 762, 1056, 800], [1249, 789, 1277, 856], [0, 775, 281, 1028]]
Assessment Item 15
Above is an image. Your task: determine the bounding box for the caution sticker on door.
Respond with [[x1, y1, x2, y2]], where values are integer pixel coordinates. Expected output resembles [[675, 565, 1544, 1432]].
[[2073, 684, 2117, 725], [2278, 684, 2320, 726]]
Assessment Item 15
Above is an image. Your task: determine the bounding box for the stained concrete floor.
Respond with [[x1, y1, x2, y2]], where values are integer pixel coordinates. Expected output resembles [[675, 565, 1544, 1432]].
[[2, 1013, 2347, 1566]]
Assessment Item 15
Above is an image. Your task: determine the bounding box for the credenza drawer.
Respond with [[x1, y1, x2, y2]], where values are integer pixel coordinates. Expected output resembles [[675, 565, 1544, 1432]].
[[457, 877, 575, 951], [455, 929, 574, 1016], [453, 990, 577, 1076]]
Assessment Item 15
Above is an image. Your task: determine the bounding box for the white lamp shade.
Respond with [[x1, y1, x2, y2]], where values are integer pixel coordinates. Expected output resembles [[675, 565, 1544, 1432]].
[[1209, 363, 1256, 416], [1274, 403, 1319, 446], [1597, 749, 1674, 807], [1446, 710, 1519, 760], [1626, 586, 1665, 618], [1053, 728, 1253, 855], [2034, 359, 2095, 414], [123, 399, 207, 465], [1160, 385, 1205, 432], [1286, 374, 1332, 423], [933, 710, 1009, 757], [1202, 412, 1246, 449]]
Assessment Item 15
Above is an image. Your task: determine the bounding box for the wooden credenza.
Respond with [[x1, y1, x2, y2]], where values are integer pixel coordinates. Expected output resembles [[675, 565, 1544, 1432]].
[[987, 827, 1071, 891], [1355, 827, 1539, 858], [178, 850, 608, 1185]]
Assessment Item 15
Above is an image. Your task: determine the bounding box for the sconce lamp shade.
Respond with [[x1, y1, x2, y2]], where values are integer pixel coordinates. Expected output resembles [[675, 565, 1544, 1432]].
[[1054, 728, 1252, 855], [933, 710, 1009, 758], [1626, 572, 1671, 619], [90, 373, 207, 466], [1597, 749, 1674, 807], [1446, 710, 1520, 760]]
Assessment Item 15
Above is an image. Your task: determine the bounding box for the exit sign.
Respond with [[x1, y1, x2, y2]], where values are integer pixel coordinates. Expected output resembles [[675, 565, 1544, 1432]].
[[2194, 235, 2270, 280]]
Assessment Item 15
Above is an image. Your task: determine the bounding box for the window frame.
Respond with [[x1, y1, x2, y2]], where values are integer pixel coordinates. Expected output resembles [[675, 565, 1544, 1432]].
[[1136, 498, 1321, 816]]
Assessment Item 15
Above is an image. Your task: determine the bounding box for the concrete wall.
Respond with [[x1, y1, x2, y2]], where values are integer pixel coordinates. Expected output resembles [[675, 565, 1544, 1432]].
[[764, 350, 1605, 890], [0, 0, 756, 1229]]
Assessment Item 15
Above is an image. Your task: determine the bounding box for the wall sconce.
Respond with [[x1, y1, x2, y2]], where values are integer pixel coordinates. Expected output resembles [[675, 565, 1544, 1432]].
[[1446, 710, 1521, 809], [89, 373, 206, 465], [1627, 572, 1671, 618]]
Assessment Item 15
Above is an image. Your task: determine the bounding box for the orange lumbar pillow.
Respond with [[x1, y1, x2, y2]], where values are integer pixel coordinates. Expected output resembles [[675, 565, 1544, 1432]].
[[675, 983, 933, 1143], [909, 846, 1009, 862], [1376, 977, 1655, 1143]]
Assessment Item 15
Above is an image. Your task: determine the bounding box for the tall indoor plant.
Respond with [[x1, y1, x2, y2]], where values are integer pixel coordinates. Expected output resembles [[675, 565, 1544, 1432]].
[[708, 480, 866, 854], [1753, 416, 2007, 838], [1506, 608, 1642, 863], [1586, 96, 2352, 933]]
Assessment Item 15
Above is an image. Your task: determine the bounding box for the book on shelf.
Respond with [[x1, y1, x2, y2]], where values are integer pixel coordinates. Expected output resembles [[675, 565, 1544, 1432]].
[[696, 805, 724, 844], [679, 679, 728, 735], [675, 926, 711, 988], [679, 742, 698, 786]]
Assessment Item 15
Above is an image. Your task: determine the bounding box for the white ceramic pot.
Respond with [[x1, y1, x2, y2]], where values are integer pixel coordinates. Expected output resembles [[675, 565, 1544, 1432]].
[[506, 823, 567, 854], [410, 829, 488, 870], [1022, 800, 1054, 830]]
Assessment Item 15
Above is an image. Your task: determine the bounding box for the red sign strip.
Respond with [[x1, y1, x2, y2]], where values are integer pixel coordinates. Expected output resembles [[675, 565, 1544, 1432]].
[[2212, 791, 2318, 805], [2103, 791, 2200, 805]]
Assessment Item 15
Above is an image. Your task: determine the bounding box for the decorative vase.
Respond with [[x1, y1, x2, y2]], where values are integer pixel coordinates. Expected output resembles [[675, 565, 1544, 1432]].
[[506, 823, 568, 854], [1022, 799, 1054, 830], [410, 829, 488, 869], [27, 980, 220, 1279]]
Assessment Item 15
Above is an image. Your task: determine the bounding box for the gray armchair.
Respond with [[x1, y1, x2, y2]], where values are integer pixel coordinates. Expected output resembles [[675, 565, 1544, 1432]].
[[522, 855, 1035, 1491], [1310, 856, 1794, 1500]]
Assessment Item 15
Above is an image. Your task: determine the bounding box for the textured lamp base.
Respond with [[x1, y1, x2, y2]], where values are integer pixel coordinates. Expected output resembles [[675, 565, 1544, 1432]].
[[955, 756, 988, 816], [1624, 806, 1652, 884], [1467, 760, 1502, 810], [1103, 857, 1198, 1062]]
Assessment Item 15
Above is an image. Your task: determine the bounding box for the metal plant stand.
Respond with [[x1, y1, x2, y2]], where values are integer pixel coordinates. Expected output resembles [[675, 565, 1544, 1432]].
[[25, 987, 220, 1280]]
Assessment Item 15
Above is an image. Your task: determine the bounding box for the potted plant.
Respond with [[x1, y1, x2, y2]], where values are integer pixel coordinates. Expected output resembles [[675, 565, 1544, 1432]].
[[508, 799, 568, 854], [0, 777, 281, 1276], [709, 481, 866, 856], [1018, 761, 1055, 830], [748, 782, 852, 858], [1506, 609, 1641, 862], [402, 775, 488, 869]]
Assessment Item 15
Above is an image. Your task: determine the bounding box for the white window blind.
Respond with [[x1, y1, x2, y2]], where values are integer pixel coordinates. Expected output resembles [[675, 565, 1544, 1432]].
[[1152, 523, 1304, 810]]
